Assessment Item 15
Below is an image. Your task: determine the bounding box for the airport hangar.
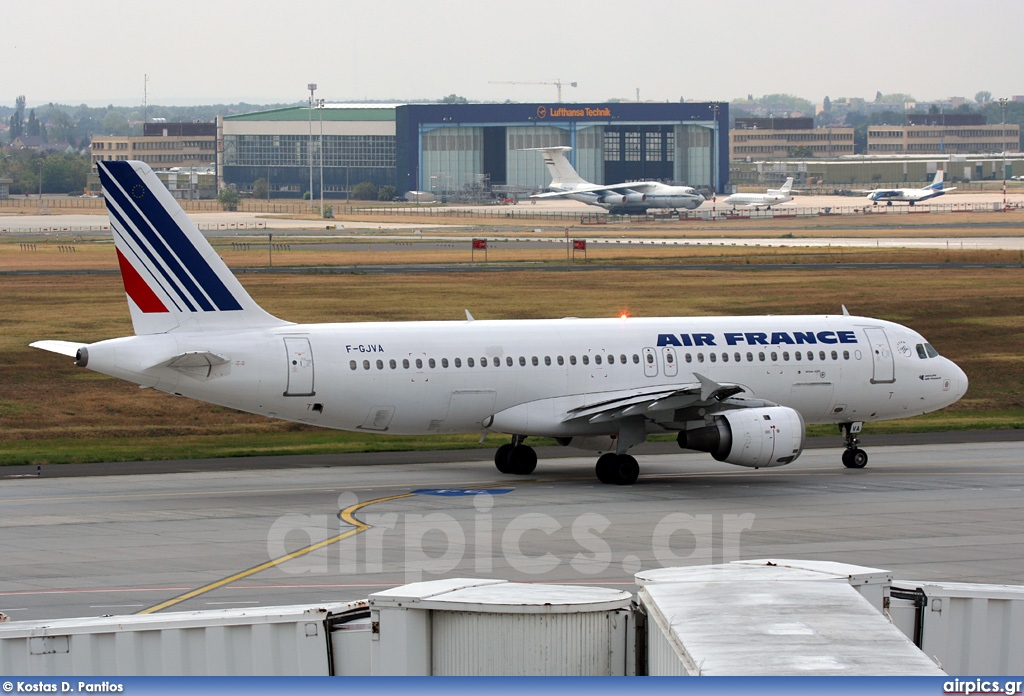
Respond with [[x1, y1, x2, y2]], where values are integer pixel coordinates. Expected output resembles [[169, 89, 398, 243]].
[[217, 102, 730, 200]]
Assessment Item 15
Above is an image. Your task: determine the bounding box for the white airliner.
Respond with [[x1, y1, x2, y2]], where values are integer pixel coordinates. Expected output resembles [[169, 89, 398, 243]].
[[31, 161, 968, 485], [722, 178, 795, 209], [527, 146, 704, 214], [861, 170, 956, 206]]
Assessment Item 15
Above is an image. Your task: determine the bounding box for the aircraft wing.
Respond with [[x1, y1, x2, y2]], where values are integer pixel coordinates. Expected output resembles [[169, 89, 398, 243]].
[[560, 373, 756, 425], [533, 182, 651, 198]]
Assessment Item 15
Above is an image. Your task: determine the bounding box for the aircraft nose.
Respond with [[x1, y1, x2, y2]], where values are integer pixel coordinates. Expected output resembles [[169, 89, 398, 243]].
[[953, 362, 969, 400]]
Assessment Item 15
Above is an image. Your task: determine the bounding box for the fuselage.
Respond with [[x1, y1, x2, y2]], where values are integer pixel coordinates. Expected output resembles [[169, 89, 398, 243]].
[[79, 314, 967, 440], [559, 183, 704, 214], [723, 191, 792, 208]]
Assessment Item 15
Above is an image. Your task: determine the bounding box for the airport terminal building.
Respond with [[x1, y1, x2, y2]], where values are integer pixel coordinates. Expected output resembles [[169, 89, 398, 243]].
[[218, 102, 729, 199]]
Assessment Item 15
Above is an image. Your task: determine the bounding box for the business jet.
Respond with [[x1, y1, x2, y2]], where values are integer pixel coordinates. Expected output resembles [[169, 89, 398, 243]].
[[31, 161, 968, 485], [722, 178, 795, 209], [861, 170, 955, 206], [527, 146, 704, 214]]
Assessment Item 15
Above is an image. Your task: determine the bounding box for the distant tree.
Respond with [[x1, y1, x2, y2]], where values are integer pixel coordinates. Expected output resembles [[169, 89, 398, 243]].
[[954, 103, 975, 114], [929, 104, 941, 115], [377, 184, 396, 201], [8, 95, 26, 143], [787, 146, 814, 158], [351, 181, 378, 200], [822, 96, 831, 113], [46, 108, 76, 143], [875, 91, 883, 103], [975, 91, 992, 105], [100, 108, 130, 135], [252, 177, 269, 199], [439, 94, 468, 104], [217, 187, 240, 211], [26, 109, 40, 137]]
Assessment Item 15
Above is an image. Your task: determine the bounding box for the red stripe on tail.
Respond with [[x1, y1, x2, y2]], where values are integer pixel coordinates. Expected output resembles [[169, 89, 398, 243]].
[[116, 249, 168, 313]]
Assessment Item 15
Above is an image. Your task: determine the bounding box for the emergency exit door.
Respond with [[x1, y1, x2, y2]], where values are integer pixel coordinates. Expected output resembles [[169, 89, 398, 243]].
[[284, 337, 315, 396]]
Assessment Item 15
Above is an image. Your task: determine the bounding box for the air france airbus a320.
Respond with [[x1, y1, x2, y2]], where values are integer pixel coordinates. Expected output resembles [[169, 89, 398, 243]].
[[32, 161, 968, 485]]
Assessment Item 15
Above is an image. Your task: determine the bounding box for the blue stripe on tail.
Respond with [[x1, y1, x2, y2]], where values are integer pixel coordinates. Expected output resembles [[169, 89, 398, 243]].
[[99, 162, 242, 312]]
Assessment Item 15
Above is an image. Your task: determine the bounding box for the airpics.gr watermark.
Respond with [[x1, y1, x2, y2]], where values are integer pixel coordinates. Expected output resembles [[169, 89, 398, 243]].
[[266, 491, 756, 582]]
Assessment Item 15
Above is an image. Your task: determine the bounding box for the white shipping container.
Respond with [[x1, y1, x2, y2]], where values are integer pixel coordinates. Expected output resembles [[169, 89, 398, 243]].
[[637, 564, 944, 676], [0, 602, 367, 676], [368, 578, 633, 676], [889, 581, 1024, 675]]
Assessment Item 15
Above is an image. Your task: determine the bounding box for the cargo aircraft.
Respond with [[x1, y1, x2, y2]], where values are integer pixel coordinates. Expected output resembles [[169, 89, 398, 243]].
[[32, 161, 968, 485], [861, 170, 955, 206], [527, 146, 704, 214], [722, 178, 795, 209]]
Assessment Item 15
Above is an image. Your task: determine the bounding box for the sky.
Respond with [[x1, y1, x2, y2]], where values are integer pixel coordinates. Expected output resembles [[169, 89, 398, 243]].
[[4, 0, 1023, 109]]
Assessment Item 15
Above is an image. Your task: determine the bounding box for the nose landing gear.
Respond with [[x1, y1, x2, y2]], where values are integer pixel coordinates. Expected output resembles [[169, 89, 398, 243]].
[[840, 422, 868, 468]]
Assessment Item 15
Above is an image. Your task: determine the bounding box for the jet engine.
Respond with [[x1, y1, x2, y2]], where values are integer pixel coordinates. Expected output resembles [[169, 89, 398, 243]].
[[620, 192, 647, 205], [677, 406, 804, 468], [599, 193, 627, 205]]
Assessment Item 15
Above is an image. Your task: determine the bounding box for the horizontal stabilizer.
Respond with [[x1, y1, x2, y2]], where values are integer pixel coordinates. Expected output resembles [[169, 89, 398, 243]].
[[29, 340, 85, 358]]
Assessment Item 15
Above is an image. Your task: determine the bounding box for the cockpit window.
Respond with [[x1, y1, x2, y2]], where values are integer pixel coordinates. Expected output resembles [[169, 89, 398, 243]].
[[924, 343, 939, 358], [916, 344, 928, 359]]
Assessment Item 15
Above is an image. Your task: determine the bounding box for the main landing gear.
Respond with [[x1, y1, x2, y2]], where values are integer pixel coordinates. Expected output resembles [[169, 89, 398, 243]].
[[493, 437, 640, 485], [595, 453, 639, 486], [494, 436, 537, 475], [840, 422, 868, 469]]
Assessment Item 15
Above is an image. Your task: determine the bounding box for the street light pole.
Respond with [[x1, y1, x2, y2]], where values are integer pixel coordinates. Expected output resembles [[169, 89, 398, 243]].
[[307, 83, 317, 211], [999, 97, 1008, 211], [319, 98, 325, 218]]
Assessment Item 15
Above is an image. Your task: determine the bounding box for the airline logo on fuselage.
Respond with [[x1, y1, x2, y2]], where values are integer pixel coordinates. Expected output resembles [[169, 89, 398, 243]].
[[657, 330, 859, 347]]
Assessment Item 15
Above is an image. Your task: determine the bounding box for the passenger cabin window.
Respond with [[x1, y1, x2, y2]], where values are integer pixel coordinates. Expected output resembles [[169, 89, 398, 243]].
[[481, 357, 488, 367], [467, 358, 475, 367], [507, 357, 513, 367], [402, 359, 410, 369], [582, 355, 589, 365], [595, 355, 603, 365], [390, 359, 397, 369], [416, 359, 423, 369], [545, 356, 552, 366], [632, 354, 640, 364], [429, 358, 436, 368], [442, 358, 449, 368], [620, 354, 627, 364], [376, 359, 384, 370], [363, 360, 370, 370], [709, 353, 717, 363], [697, 353, 705, 363], [519, 356, 527, 366], [350, 360, 357, 370], [454, 358, 462, 368], [570, 355, 577, 365], [532, 356, 539, 366], [557, 356, 565, 366]]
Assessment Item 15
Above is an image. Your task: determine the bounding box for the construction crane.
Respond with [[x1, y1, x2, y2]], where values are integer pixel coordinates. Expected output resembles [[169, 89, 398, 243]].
[[489, 79, 578, 102]]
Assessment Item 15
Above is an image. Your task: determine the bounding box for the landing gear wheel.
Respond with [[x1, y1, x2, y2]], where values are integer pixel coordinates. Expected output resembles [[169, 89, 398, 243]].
[[507, 444, 537, 475], [494, 443, 515, 474], [842, 448, 868, 469], [595, 453, 639, 485], [595, 453, 618, 484]]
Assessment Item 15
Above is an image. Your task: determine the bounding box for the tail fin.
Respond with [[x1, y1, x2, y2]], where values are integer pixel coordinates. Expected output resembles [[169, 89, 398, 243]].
[[97, 160, 289, 335], [777, 177, 794, 193], [928, 170, 945, 190], [523, 146, 587, 189]]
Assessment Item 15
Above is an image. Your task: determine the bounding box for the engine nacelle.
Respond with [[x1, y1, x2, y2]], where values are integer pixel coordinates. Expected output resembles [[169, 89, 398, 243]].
[[677, 406, 804, 468], [599, 193, 627, 205], [621, 192, 647, 205]]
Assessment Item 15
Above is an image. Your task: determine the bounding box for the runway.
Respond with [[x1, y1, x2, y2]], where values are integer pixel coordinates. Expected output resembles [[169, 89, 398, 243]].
[[2, 435, 1022, 622]]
